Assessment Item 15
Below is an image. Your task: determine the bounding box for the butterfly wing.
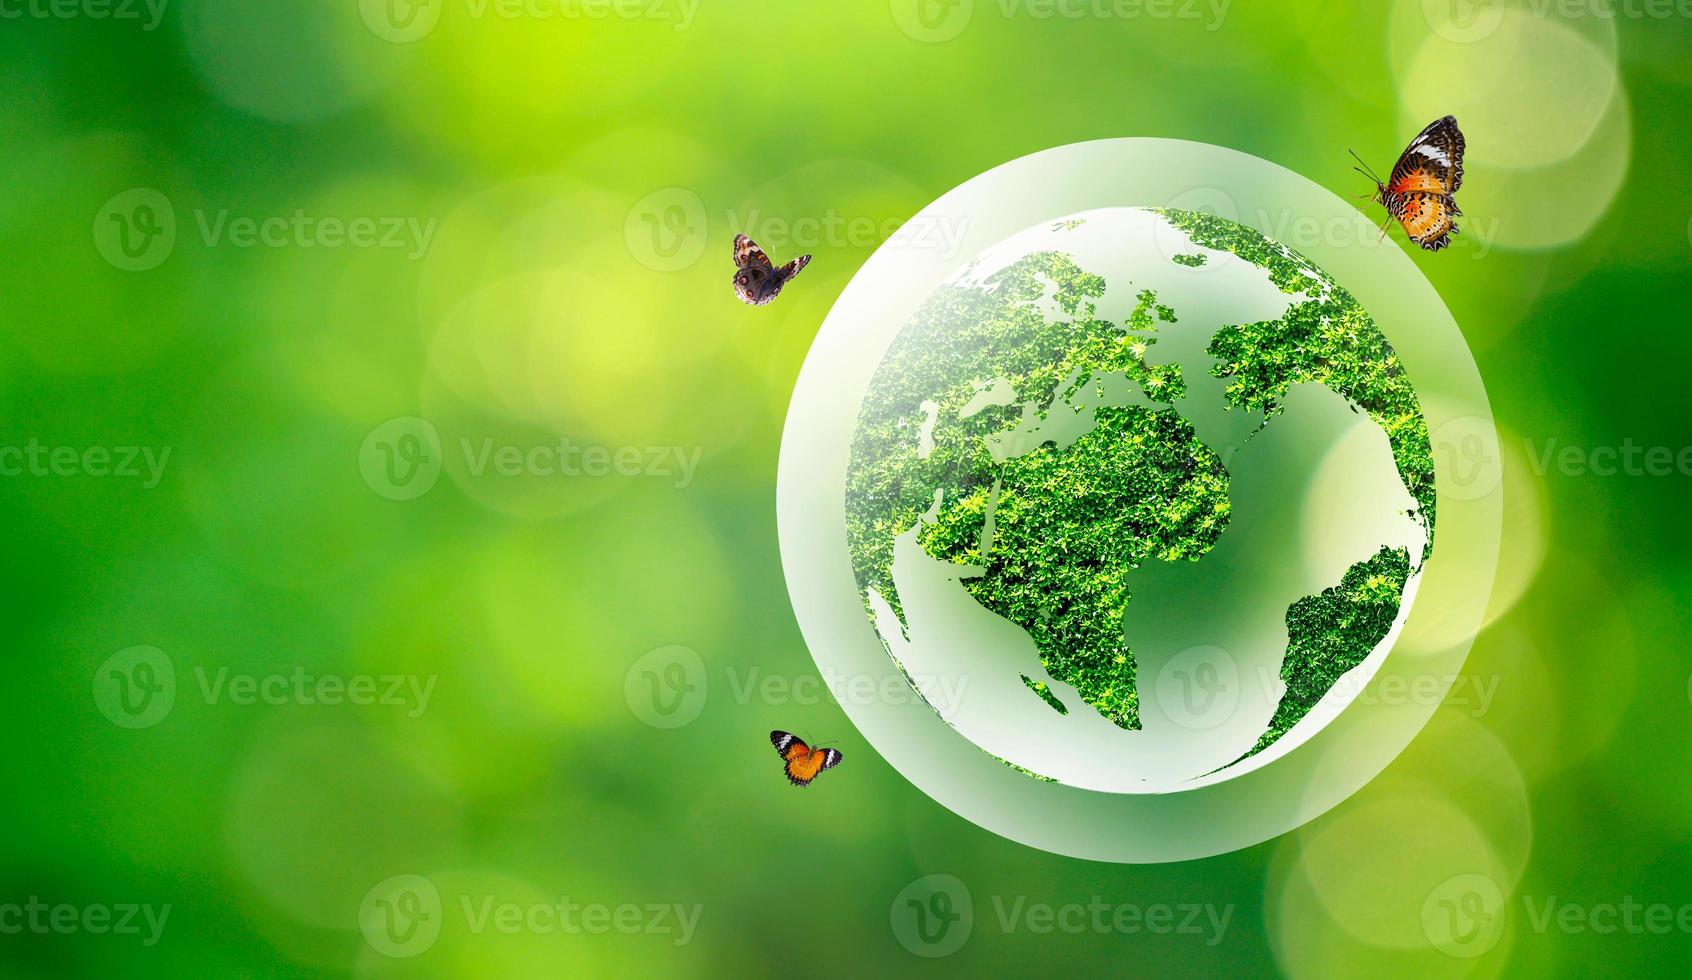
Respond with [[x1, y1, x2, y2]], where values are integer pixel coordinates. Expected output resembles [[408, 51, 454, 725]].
[[1384, 117, 1465, 252], [770, 730, 841, 787], [1388, 115, 1464, 196], [1392, 191, 1461, 251], [751, 254, 810, 306], [778, 254, 811, 282], [770, 730, 807, 757], [783, 747, 842, 787], [734, 234, 773, 271]]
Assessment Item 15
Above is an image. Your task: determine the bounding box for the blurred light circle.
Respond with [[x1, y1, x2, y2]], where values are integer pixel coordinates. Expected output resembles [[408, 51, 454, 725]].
[[1525, 558, 1637, 773], [179, 0, 391, 123], [1267, 811, 1516, 979], [224, 719, 460, 930], [1295, 789, 1510, 949], [467, 508, 732, 730], [1297, 708, 1533, 903], [1453, 83, 1631, 252], [1398, 9, 1616, 170], [183, 346, 409, 590], [1462, 621, 1561, 780], [1478, 426, 1548, 627], [352, 549, 583, 798]]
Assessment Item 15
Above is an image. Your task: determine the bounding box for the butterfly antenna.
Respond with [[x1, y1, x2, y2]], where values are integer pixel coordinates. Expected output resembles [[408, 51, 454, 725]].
[[1351, 167, 1382, 201], [1348, 149, 1384, 185]]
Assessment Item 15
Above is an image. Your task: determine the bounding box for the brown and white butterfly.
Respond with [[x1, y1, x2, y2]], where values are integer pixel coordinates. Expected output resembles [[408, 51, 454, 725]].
[[732, 234, 810, 306], [1358, 115, 1466, 252], [769, 730, 841, 787]]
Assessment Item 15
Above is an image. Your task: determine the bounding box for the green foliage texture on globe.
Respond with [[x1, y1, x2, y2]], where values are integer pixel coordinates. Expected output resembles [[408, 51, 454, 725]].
[[844, 208, 1436, 779]]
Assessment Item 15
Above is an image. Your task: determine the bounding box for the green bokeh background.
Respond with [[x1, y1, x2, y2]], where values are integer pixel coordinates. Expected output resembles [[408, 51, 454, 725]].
[[2, 0, 1689, 975]]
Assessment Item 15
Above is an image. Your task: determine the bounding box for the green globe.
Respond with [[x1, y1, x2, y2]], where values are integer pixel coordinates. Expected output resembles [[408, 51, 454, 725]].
[[843, 207, 1436, 791]]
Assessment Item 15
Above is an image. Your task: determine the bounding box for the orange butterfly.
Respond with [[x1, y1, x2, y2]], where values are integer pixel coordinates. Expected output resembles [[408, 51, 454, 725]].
[[769, 730, 842, 787], [1355, 115, 1466, 252]]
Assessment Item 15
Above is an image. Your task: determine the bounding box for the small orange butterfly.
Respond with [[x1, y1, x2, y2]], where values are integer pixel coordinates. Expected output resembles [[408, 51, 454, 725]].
[[769, 730, 842, 787], [1354, 115, 1466, 252]]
